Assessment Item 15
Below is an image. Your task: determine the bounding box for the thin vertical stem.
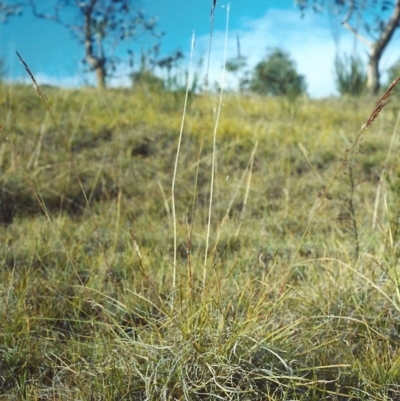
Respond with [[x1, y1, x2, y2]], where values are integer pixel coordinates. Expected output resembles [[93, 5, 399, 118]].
[[171, 32, 196, 303], [203, 4, 230, 291]]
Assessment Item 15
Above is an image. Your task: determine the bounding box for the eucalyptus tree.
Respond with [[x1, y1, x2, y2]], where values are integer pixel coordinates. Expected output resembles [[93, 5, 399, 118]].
[[250, 48, 307, 98], [297, 0, 400, 93], [29, 0, 160, 88]]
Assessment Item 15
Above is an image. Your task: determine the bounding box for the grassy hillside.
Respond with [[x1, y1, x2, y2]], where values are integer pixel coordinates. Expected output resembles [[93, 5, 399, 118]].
[[1, 82, 400, 400]]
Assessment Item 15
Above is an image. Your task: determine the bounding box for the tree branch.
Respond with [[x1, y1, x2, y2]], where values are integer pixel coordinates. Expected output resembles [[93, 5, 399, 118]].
[[372, 0, 400, 60], [0, 1, 22, 22], [28, 0, 81, 35], [341, 0, 373, 48], [342, 21, 373, 47]]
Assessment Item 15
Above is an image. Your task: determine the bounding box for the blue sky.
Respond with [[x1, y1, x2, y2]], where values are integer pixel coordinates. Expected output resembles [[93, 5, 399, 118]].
[[1, 0, 400, 97]]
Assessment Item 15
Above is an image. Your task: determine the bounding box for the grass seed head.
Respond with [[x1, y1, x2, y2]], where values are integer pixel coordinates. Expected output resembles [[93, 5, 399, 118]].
[[362, 76, 400, 129]]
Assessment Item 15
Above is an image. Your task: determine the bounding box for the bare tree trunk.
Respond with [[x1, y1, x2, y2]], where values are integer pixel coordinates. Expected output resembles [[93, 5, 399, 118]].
[[30, 0, 108, 89], [367, 53, 380, 94], [95, 66, 106, 89], [83, 1, 107, 89], [343, 0, 400, 95], [84, 45, 107, 88]]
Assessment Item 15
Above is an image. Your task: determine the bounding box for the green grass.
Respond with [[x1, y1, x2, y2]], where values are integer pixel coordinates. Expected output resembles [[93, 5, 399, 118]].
[[1, 82, 400, 400]]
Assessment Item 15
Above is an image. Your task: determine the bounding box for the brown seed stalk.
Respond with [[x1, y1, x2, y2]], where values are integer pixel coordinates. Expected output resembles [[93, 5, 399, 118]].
[[362, 77, 400, 130]]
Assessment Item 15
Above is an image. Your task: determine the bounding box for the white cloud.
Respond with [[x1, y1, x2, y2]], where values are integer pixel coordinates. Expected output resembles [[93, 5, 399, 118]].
[[191, 8, 400, 97], [5, 73, 84, 88]]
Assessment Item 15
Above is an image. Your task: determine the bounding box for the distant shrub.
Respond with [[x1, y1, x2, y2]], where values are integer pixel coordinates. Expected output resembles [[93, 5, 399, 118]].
[[131, 70, 164, 92], [226, 55, 249, 92], [386, 58, 400, 87], [334, 54, 367, 96], [249, 48, 306, 98]]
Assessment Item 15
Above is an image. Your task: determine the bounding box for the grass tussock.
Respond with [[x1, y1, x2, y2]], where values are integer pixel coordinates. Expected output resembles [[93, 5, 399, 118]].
[[1, 78, 400, 400]]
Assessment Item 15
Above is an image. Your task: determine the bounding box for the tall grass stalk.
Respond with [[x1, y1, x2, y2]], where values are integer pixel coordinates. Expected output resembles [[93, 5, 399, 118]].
[[204, 0, 218, 91], [212, 141, 258, 252], [15, 51, 111, 283], [171, 31, 196, 303], [3, 19, 400, 399], [279, 76, 400, 296], [203, 3, 230, 292], [372, 110, 400, 229]]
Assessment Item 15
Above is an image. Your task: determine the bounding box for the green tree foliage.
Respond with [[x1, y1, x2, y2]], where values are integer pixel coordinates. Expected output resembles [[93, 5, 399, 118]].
[[131, 48, 186, 93], [334, 53, 367, 96], [29, 0, 160, 89], [226, 33, 249, 92], [132, 70, 164, 92], [0, 1, 22, 22], [249, 48, 306, 98], [226, 56, 249, 92]]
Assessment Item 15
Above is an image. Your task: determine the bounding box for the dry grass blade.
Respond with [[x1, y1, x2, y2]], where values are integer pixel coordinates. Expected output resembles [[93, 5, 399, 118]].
[[203, 3, 229, 289], [5, 30, 400, 401], [279, 76, 400, 296], [16, 51, 42, 98], [15, 51, 111, 280], [171, 31, 196, 303]]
